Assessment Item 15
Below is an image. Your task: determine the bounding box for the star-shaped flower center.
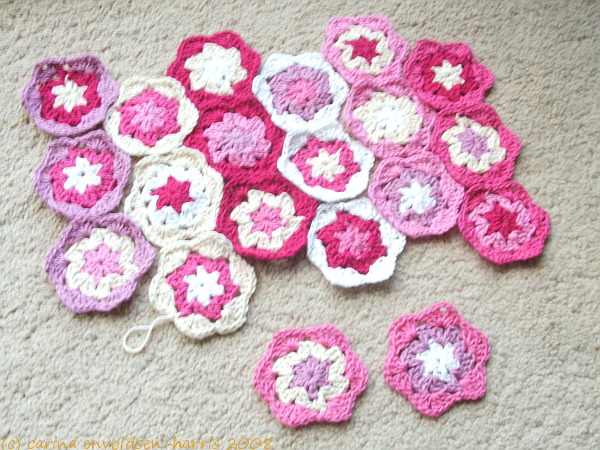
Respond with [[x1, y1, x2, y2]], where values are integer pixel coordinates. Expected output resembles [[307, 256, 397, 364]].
[[184, 43, 247, 94], [333, 223, 372, 257], [62, 156, 102, 194], [289, 354, 332, 400], [482, 203, 521, 239], [249, 202, 287, 238], [151, 176, 194, 213], [81, 242, 124, 286], [183, 266, 224, 306], [129, 99, 167, 133], [399, 180, 437, 214], [305, 148, 345, 182], [432, 60, 465, 91], [457, 127, 491, 160], [51, 78, 88, 112], [416, 339, 460, 383], [346, 35, 380, 64]]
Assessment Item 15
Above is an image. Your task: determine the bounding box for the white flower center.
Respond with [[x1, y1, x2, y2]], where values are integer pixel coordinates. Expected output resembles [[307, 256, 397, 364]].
[[399, 180, 436, 214], [184, 43, 247, 95], [432, 60, 465, 91], [183, 266, 224, 306], [416, 339, 460, 382], [63, 157, 102, 194], [306, 148, 345, 182], [52, 78, 88, 112]]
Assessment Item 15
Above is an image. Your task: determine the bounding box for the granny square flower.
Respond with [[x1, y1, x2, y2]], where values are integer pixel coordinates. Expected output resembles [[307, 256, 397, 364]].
[[21, 54, 119, 136], [307, 197, 406, 287], [184, 96, 284, 180], [458, 180, 550, 264], [254, 324, 368, 428], [343, 78, 435, 159], [45, 213, 155, 313], [404, 40, 494, 110], [431, 104, 520, 187], [384, 302, 490, 417], [125, 147, 224, 246], [216, 176, 317, 260], [148, 232, 256, 340], [368, 152, 464, 238], [277, 123, 374, 202], [105, 77, 199, 156], [252, 53, 349, 133], [322, 15, 410, 86], [34, 130, 130, 220], [167, 31, 261, 105]]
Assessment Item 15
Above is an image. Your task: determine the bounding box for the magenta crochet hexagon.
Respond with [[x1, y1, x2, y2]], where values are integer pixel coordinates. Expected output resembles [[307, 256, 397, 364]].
[[368, 152, 464, 238], [254, 324, 368, 427], [184, 96, 284, 180], [404, 40, 494, 110], [343, 78, 435, 159], [384, 302, 490, 417], [21, 54, 119, 136], [167, 31, 261, 106], [45, 213, 155, 313], [216, 176, 317, 260], [34, 130, 130, 220], [431, 103, 521, 187], [458, 180, 550, 264], [322, 14, 410, 85]]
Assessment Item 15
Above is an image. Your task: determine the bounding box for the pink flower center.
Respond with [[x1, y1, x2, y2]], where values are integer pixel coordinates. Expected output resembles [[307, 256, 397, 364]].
[[346, 36, 380, 64], [81, 242, 124, 285], [333, 224, 372, 257], [284, 78, 319, 108], [289, 355, 332, 400], [151, 176, 194, 213], [481, 203, 520, 239], [249, 202, 286, 238]]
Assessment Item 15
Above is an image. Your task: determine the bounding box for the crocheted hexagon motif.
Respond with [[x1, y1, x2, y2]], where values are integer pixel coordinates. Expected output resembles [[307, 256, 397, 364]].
[[384, 302, 490, 417], [254, 324, 368, 428], [431, 104, 521, 187], [368, 152, 464, 238], [184, 96, 284, 180], [322, 14, 409, 86], [21, 54, 118, 136], [125, 147, 223, 246], [105, 77, 199, 156], [458, 180, 550, 264], [277, 123, 374, 202], [253, 53, 349, 133], [216, 176, 317, 260], [307, 197, 406, 287], [404, 40, 494, 110], [343, 78, 434, 159], [149, 232, 256, 340], [45, 213, 155, 313], [34, 130, 130, 220], [167, 31, 261, 105]]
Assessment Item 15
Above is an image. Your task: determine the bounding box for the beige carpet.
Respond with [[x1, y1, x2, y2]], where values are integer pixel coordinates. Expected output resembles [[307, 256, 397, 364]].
[[1, 0, 599, 447]]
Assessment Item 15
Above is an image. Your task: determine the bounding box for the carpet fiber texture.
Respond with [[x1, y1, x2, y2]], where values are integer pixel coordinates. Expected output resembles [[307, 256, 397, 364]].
[[1, 0, 599, 448]]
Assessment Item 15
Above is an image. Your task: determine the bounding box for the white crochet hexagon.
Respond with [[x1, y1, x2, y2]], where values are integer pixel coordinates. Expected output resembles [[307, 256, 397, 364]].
[[252, 52, 349, 133], [124, 147, 223, 246], [105, 76, 199, 156], [307, 197, 406, 288], [277, 123, 374, 202], [149, 232, 257, 340]]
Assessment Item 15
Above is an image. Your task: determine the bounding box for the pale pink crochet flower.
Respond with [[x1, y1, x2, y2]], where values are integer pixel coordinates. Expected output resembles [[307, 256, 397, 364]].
[[204, 112, 271, 168], [254, 324, 368, 427], [384, 302, 490, 417]]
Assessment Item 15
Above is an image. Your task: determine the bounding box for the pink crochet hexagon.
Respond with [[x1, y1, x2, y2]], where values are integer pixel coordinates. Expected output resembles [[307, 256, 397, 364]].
[[368, 152, 464, 238], [322, 14, 409, 85], [184, 96, 284, 180], [254, 324, 368, 427], [431, 103, 521, 187], [343, 78, 435, 159], [404, 40, 494, 111], [167, 31, 261, 106], [21, 54, 119, 136], [384, 302, 490, 417], [458, 180, 550, 264], [216, 176, 317, 260], [45, 213, 155, 314], [34, 130, 130, 220]]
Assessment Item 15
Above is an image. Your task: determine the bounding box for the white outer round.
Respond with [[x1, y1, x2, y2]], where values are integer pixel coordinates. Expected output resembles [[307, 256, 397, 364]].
[[277, 122, 374, 202], [307, 197, 406, 288]]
